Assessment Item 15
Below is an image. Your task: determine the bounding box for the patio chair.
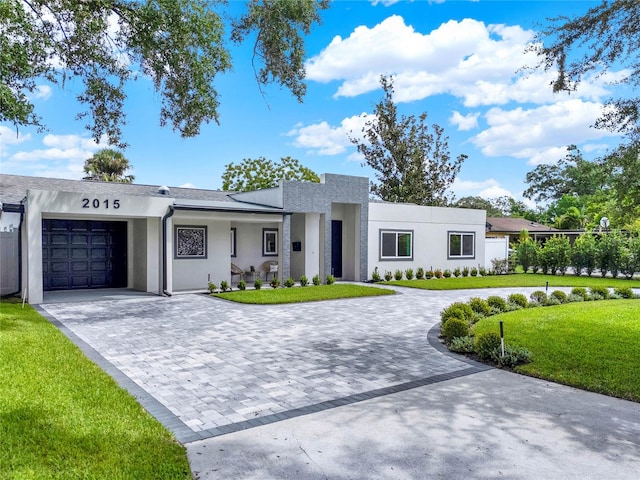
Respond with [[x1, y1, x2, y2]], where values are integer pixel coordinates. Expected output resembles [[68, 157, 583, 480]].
[[261, 260, 278, 281], [231, 263, 244, 283]]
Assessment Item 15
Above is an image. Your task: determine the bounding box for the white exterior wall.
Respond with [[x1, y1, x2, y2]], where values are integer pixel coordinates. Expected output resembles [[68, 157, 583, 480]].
[[305, 213, 321, 280], [485, 237, 510, 270], [25, 189, 171, 304], [368, 202, 486, 279]]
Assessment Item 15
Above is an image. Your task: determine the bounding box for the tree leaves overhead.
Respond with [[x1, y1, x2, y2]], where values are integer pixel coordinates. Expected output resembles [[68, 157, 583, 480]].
[[221, 156, 319, 191], [83, 148, 134, 183], [1, 0, 327, 147], [350, 75, 466, 207], [530, 0, 640, 136]]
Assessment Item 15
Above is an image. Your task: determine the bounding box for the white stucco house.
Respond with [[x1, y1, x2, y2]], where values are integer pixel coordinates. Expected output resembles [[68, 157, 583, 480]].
[[0, 173, 486, 303]]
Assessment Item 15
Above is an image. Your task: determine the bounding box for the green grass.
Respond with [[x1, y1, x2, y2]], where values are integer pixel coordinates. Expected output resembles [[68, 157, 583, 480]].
[[0, 303, 191, 480], [473, 300, 640, 402], [213, 283, 395, 304], [385, 273, 640, 290]]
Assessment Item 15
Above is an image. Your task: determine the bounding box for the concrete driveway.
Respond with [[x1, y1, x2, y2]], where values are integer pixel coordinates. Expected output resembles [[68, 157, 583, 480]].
[[38, 286, 640, 479]]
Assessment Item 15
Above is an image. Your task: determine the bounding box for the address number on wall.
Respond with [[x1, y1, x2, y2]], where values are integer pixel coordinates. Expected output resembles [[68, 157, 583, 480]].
[[82, 198, 121, 209]]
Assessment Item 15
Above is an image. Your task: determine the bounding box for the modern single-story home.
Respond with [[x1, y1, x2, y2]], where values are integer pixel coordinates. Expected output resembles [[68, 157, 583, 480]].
[[0, 173, 488, 303]]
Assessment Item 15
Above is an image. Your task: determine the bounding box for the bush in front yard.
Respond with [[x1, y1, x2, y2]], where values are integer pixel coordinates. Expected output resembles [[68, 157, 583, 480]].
[[550, 290, 568, 303], [487, 295, 508, 312], [441, 317, 469, 342], [448, 336, 475, 353], [441, 302, 474, 324], [468, 297, 491, 316], [475, 332, 501, 361], [614, 286, 636, 299], [394, 269, 403, 281], [507, 293, 528, 308], [589, 286, 609, 299]]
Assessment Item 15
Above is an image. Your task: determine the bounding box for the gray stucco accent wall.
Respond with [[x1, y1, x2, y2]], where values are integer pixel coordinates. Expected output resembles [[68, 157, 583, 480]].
[[281, 174, 369, 282]]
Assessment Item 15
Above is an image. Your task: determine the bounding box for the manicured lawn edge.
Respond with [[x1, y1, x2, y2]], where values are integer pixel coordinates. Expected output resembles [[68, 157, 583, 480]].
[[383, 273, 640, 290], [0, 303, 192, 479], [211, 283, 395, 304]]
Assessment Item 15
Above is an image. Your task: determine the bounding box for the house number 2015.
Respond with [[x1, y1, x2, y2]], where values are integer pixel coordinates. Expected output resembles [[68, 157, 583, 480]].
[[82, 198, 120, 209]]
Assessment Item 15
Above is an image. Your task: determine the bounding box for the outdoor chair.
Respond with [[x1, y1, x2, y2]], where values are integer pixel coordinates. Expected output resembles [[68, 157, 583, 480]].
[[231, 263, 244, 283]]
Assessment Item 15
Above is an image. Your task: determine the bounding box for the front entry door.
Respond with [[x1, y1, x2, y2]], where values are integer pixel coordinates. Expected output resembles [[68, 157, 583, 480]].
[[331, 220, 342, 278]]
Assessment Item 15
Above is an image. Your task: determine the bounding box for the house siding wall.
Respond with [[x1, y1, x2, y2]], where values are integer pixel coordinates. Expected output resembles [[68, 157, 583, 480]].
[[368, 203, 486, 278]]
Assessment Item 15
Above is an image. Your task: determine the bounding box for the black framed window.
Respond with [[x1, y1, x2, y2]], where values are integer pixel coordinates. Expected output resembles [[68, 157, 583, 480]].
[[379, 229, 413, 260], [262, 228, 278, 256]]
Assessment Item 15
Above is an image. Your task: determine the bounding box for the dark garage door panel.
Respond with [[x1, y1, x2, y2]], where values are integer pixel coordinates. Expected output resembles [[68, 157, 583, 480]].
[[42, 220, 127, 291]]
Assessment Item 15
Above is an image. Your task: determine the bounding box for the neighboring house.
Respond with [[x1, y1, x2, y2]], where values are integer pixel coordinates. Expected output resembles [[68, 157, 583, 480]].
[[0, 173, 486, 304], [486, 217, 560, 243]]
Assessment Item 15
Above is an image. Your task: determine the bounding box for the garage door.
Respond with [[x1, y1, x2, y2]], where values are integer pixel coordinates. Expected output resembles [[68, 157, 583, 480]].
[[42, 219, 127, 291]]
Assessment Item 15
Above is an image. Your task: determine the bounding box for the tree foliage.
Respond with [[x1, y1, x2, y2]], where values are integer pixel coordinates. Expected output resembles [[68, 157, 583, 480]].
[[0, 0, 328, 147], [83, 148, 134, 183], [523, 146, 606, 203], [531, 0, 640, 136], [221, 156, 319, 191], [350, 75, 466, 207]]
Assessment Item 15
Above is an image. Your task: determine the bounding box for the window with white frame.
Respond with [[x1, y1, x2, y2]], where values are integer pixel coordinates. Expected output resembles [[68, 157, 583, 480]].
[[262, 228, 278, 256], [380, 229, 413, 260], [448, 231, 475, 258]]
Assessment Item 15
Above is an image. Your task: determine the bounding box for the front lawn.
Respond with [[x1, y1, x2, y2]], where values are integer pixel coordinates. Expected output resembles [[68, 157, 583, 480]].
[[472, 300, 640, 402], [213, 283, 395, 304], [0, 303, 191, 479], [385, 273, 640, 290]]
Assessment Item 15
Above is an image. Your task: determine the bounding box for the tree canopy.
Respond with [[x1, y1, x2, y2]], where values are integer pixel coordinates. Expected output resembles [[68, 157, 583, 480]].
[[531, 0, 640, 136], [221, 156, 319, 191], [83, 148, 134, 183], [0, 0, 329, 147], [350, 75, 466, 207]]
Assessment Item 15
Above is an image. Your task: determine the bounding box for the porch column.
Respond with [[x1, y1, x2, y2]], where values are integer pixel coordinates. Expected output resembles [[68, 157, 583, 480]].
[[282, 214, 291, 281]]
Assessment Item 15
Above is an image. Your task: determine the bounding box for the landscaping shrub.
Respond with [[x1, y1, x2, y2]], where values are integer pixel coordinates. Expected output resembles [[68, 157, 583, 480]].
[[384, 270, 393, 281], [448, 336, 475, 353], [494, 345, 533, 368], [371, 268, 381, 282], [441, 302, 474, 324], [326, 274, 336, 285], [542, 235, 571, 275], [545, 297, 562, 306], [238, 279, 247, 291], [571, 287, 588, 300], [284, 277, 295, 288], [550, 290, 568, 303], [405, 268, 414, 280], [589, 286, 609, 299], [470, 267, 478, 277], [416, 267, 425, 280], [507, 293, 528, 308], [394, 269, 403, 281], [453, 267, 461, 277], [313, 274, 321, 286], [468, 297, 491, 316], [207, 281, 217, 293], [491, 258, 508, 274], [517, 237, 538, 273], [572, 232, 598, 276], [475, 332, 501, 361], [254, 278, 262, 290], [479, 266, 487, 276], [529, 290, 548, 304], [443, 269, 452, 278], [441, 317, 469, 342], [434, 269, 443, 278], [220, 280, 230, 292], [270, 277, 280, 289], [299, 275, 309, 287], [487, 295, 508, 312], [425, 270, 434, 279], [567, 293, 585, 303], [462, 266, 470, 277], [614, 286, 635, 299]]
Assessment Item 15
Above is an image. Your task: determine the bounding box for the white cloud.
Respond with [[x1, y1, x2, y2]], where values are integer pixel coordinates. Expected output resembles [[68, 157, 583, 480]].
[[29, 85, 53, 101], [450, 111, 479, 131], [179, 183, 198, 189], [478, 185, 513, 199], [306, 15, 623, 110], [471, 99, 619, 164], [0, 126, 32, 157], [286, 114, 373, 155], [452, 178, 500, 192]]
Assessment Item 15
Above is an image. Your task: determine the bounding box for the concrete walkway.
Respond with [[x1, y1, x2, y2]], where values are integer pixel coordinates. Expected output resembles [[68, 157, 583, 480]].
[[38, 285, 640, 479]]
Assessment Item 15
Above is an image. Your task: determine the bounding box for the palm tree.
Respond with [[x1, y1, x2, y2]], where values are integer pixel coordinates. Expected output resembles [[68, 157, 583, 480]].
[[83, 149, 134, 183]]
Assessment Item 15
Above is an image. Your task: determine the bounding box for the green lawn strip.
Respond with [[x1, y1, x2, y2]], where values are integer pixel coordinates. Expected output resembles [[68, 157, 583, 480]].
[[472, 300, 640, 402], [384, 273, 640, 290], [213, 283, 395, 304], [0, 303, 191, 480]]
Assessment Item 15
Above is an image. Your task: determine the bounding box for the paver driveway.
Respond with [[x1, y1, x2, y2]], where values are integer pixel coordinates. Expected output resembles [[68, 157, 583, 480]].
[[39, 286, 565, 443]]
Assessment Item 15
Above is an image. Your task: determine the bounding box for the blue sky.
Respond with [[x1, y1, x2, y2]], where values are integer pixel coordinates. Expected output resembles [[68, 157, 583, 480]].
[[0, 0, 626, 207]]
